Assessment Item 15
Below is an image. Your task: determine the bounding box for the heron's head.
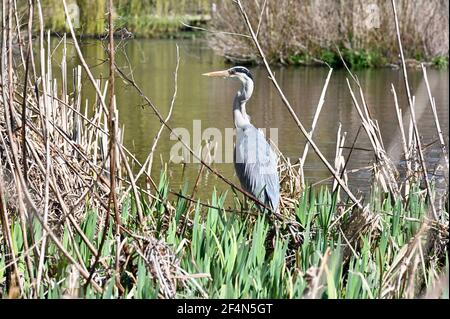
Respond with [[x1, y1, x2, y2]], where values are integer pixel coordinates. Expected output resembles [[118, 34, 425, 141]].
[[203, 66, 253, 84], [203, 66, 254, 99]]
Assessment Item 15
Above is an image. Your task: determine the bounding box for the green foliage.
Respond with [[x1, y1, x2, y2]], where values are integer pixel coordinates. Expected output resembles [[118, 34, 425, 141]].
[[78, 0, 106, 35], [288, 48, 388, 69], [319, 49, 340, 67], [296, 48, 446, 69], [113, 0, 211, 37], [18, 0, 210, 37], [432, 56, 449, 69], [117, 15, 186, 38], [341, 49, 387, 69], [1, 169, 446, 299], [40, 0, 68, 32], [287, 52, 311, 66]]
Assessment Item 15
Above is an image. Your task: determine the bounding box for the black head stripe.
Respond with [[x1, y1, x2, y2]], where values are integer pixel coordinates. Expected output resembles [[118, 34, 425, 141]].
[[230, 66, 253, 81]]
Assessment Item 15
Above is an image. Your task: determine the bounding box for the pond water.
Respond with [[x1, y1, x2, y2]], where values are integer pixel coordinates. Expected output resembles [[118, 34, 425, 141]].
[[51, 38, 449, 200]]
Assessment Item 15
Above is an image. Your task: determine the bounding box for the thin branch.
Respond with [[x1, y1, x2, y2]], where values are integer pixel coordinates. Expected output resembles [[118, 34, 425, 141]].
[[255, 0, 267, 38], [179, 20, 252, 38], [145, 45, 179, 188], [235, 0, 362, 210]]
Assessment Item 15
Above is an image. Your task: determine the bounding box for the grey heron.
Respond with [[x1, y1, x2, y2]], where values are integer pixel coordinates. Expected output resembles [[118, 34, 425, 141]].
[[203, 66, 280, 213]]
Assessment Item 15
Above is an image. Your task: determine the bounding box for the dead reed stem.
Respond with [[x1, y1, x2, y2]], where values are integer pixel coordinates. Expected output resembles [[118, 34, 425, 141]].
[[1, 0, 24, 297], [35, 0, 51, 295], [391, 84, 412, 187], [421, 64, 449, 172], [391, 0, 438, 220], [300, 67, 333, 187], [106, 0, 123, 294]]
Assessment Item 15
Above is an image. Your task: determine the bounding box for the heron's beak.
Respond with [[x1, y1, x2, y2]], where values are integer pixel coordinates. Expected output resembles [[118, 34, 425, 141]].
[[202, 70, 230, 78]]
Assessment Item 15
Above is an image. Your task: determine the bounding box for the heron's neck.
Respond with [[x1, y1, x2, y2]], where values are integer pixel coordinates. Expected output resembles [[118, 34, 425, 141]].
[[233, 81, 253, 129]]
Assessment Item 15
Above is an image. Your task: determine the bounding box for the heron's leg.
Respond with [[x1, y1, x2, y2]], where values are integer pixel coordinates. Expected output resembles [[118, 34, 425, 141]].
[[263, 216, 280, 251]]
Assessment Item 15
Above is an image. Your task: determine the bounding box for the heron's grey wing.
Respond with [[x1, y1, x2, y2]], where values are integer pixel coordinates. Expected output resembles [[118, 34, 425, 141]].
[[234, 125, 280, 212]]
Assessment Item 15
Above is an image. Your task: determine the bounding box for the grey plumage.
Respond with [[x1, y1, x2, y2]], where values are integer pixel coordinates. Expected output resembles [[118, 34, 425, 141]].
[[234, 124, 280, 212], [203, 66, 280, 213]]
